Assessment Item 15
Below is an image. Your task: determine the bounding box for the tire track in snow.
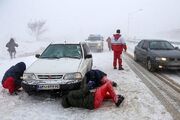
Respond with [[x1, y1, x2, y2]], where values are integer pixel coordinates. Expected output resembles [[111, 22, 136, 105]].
[[124, 53, 180, 120]]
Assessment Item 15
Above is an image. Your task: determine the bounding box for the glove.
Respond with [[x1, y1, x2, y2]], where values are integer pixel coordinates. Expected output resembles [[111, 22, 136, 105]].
[[87, 80, 96, 90]]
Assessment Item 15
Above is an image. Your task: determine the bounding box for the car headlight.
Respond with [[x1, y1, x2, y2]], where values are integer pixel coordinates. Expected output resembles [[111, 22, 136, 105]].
[[155, 57, 167, 61], [22, 73, 36, 80], [64, 72, 82, 80], [97, 43, 102, 48]]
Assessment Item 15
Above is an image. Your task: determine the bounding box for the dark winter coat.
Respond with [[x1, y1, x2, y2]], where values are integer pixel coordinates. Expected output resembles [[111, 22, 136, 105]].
[[62, 82, 94, 110], [85, 69, 107, 89], [6, 39, 18, 52], [2, 62, 26, 93]]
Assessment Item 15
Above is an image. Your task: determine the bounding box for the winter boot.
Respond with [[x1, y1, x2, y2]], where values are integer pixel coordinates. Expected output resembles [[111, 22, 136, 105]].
[[115, 95, 125, 107], [118, 67, 124, 70]]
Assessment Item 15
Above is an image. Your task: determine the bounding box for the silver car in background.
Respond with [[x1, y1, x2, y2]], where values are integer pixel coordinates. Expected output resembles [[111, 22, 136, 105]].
[[85, 34, 104, 52]]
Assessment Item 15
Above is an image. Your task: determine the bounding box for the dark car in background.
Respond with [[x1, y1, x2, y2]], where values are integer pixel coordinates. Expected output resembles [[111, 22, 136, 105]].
[[134, 39, 180, 71], [85, 34, 104, 52]]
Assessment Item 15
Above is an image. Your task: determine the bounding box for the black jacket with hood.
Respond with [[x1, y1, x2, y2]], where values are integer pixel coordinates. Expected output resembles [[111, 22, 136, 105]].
[[2, 62, 26, 87]]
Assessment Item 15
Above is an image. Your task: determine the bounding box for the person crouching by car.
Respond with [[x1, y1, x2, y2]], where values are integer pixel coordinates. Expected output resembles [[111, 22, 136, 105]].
[[61, 77, 124, 110], [1, 62, 26, 95]]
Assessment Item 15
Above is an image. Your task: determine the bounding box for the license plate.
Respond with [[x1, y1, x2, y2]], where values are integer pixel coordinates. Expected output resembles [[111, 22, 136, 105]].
[[38, 84, 60, 90]]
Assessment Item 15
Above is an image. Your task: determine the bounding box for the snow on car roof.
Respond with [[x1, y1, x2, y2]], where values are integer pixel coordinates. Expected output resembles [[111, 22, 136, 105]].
[[50, 41, 85, 44]]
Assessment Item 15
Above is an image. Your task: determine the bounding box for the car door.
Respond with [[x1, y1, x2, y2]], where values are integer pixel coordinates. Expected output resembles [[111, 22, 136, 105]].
[[140, 41, 149, 63], [135, 40, 144, 61], [81, 43, 93, 76]]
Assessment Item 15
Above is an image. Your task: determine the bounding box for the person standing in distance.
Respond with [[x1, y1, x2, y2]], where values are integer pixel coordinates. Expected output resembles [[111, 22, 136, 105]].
[[106, 37, 112, 51], [6, 38, 18, 59], [111, 29, 127, 70]]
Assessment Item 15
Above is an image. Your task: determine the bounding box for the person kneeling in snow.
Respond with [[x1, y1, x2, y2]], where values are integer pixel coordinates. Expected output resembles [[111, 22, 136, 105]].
[[62, 78, 124, 109], [84, 69, 117, 90], [61, 70, 124, 110], [1, 62, 26, 95]]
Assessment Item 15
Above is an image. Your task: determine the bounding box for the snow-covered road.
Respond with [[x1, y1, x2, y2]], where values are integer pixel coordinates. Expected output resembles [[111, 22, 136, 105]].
[[0, 49, 173, 120]]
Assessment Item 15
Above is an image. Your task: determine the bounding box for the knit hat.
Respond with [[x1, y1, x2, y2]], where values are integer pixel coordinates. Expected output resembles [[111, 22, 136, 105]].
[[61, 95, 70, 108]]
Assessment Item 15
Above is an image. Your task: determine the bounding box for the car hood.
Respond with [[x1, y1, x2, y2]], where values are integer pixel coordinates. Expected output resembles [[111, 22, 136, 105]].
[[151, 50, 180, 58], [25, 58, 82, 74]]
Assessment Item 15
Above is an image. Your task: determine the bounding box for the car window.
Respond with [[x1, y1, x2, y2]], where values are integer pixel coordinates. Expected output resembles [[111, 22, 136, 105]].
[[87, 35, 103, 41], [64, 45, 82, 58], [142, 41, 149, 49], [149, 41, 175, 50], [137, 40, 144, 47], [40, 44, 82, 59]]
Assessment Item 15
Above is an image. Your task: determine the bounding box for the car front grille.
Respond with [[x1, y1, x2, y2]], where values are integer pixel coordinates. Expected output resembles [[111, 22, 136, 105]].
[[88, 43, 98, 47], [38, 75, 63, 79], [169, 58, 180, 61]]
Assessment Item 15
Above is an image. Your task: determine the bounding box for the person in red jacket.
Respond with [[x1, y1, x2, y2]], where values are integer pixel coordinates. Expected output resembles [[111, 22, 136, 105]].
[[111, 29, 127, 70]]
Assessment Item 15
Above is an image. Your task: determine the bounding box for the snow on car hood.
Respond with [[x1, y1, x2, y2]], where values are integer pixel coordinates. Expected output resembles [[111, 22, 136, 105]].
[[25, 58, 82, 74]]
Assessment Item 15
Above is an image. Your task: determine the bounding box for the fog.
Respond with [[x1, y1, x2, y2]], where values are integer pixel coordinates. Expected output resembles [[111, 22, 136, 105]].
[[0, 0, 180, 42]]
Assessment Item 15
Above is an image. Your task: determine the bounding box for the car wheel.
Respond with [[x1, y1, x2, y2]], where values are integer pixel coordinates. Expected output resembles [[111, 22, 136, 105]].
[[147, 59, 155, 72], [26, 91, 35, 96]]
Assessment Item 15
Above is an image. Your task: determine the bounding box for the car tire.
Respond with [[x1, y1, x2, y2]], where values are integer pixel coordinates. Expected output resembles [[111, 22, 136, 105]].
[[147, 59, 155, 72], [26, 91, 35, 96]]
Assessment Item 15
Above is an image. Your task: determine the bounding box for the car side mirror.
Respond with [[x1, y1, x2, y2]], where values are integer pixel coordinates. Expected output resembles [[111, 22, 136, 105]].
[[85, 54, 92, 59], [35, 54, 40, 58]]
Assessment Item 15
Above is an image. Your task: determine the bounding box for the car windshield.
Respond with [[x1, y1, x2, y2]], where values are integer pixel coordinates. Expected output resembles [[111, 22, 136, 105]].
[[87, 36, 102, 41], [40, 44, 82, 59], [149, 41, 175, 50]]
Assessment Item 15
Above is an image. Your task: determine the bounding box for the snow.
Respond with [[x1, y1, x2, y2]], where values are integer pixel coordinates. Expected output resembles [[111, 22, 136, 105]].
[[0, 41, 173, 120]]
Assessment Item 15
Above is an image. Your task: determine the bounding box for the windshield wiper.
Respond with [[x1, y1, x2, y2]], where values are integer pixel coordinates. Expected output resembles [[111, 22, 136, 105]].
[[40, 56, 51, 58], [63, 55, 80, 59]]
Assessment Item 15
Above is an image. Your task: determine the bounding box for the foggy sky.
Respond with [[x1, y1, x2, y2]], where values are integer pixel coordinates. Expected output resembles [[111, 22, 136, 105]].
[[0, 0, 180, 42]]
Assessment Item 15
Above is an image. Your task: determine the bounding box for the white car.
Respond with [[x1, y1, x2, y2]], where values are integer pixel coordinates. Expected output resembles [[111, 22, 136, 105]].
[[85, 34, 104, 52], [22, 42, 93, 94]]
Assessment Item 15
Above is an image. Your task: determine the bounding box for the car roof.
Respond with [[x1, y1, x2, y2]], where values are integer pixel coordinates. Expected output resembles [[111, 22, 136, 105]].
[[142, 39, 169, 42]]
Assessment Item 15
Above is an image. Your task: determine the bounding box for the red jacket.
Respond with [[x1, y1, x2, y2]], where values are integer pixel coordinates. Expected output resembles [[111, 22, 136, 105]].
[[111, 34, 127, 52]]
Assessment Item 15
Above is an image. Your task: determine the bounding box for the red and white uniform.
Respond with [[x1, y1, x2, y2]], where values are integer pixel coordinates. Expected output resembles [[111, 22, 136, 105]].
[[111, 34, 127, 68]]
